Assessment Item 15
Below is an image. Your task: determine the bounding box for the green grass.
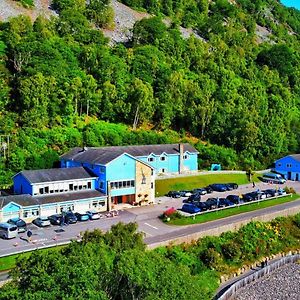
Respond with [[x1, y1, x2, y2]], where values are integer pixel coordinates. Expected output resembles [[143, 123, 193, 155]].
[[155, 173, 260, 197], [169, 194, 299, 225], [0, 245, 65, 272]]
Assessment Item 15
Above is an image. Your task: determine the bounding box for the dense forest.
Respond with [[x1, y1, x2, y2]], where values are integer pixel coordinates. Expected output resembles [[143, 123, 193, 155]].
[[0, 0, 300, 186], [1, 216, 300, 299]]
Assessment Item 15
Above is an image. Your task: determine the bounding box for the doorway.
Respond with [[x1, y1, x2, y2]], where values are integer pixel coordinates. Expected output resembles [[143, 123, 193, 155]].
[[296, 173, 299, 181], [288, 172, 292, 180]]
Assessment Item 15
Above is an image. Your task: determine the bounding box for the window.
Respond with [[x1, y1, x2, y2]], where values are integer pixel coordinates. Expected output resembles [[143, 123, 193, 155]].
[[23, 208, 39, 218], [183, 154, 189, 160], [151, 169, 154, 176], [160, 156, 166, 161], [110, 180, 135, 189], [148, 157, 154, 162], [45, 186, 49, 193], [100, 166, 105, 174], [160, 168, 166, 173], [151, 182, 154, 189], [69, 184, 74, 191], [142, 176, 146, 184], [88, 182, 91, 189], [99, 181, 104, 189], [39, 188, 44, 195], [287, 163, 292, 168], [278, 163, 282, 167], [92, 200, 105, 209]]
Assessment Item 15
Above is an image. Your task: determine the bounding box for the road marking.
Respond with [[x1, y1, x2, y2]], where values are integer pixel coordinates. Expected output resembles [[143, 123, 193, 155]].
[[144, 223, 158, 230]]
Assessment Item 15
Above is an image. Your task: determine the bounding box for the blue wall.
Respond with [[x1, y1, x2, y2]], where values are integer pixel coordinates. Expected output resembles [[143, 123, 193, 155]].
[[13, 174, 32, 195], [106, 154, 136, 196], [137, 152, 198, 173], [274, 156, 300, 180]]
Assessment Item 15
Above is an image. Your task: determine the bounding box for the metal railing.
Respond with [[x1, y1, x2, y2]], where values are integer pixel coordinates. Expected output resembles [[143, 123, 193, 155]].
[[216, 254, 300, 300]]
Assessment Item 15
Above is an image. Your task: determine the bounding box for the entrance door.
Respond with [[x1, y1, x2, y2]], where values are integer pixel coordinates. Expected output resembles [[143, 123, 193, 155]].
[[288, 172, 292, 180], [296, 174, 299, 181]]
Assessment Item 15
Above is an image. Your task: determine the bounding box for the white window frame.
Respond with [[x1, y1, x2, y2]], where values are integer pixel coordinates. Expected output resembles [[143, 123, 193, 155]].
[[148, 157, 154, 162]]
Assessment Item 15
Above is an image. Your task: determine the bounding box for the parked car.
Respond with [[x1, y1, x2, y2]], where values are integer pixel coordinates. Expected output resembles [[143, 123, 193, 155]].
[[205, 198, 219, 209], [193, 188, 207, 195], [277, 188, 287, 195], [204, 186, 213, 194], [184, 193, 201, 203], [0, 223, 18, 239], [219, 198, 234, 207], [166, 191, 182, 198], [263, 189, 277, 198], [64, 211, 77, 224], [75, 212, 90, 221], [225, 183, 238, 190], [194, 201, 209, 211], [179, 190, 193, 197], [181, 204, 201, 214], [86, 210, 100, 220], [243, 193, 256, 202], [262, 173, 286, 184], [226, 195, 241, 204], [209, 184, 228, 192], [48, 214, 63, 225], [256, 191, 267, 200], [32, 216, 51, 227], [7, 217, 27, 233]]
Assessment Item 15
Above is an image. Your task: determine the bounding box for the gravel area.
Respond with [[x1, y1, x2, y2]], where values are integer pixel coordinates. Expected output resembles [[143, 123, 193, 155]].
[[234, 263, 300, 300], [0, 0, 55, 22]]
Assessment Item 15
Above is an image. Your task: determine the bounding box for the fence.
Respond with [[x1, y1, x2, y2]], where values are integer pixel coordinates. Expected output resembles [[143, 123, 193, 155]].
[[216, 254, 300, 300]]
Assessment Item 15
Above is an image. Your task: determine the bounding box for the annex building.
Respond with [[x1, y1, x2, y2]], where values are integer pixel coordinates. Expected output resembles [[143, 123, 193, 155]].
[[274, 154, 300, 181], [0, 143, 198, 222]]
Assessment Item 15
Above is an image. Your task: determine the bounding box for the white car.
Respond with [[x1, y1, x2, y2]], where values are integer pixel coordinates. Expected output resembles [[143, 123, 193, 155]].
[[33, 216, 51, 227], [86, 210, 100, 220]]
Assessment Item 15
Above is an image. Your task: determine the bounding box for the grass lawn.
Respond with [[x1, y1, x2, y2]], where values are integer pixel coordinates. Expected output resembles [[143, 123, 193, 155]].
[[155, 173, 260, 197], [169, 194, 299, 226], [0, 245, 65, 272]]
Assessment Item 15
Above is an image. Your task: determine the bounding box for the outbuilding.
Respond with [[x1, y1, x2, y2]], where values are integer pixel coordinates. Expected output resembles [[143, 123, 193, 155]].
[[273, 154, 300, 180]]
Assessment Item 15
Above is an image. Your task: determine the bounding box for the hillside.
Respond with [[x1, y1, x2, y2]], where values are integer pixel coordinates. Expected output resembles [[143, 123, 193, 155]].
[[0, 0, 300, 186]]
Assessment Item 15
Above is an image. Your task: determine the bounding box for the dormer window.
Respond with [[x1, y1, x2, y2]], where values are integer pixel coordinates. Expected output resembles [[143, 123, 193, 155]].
[[160, 156, 166, 161], [183, 154, 189, 160], [148, 157, 154, 162]]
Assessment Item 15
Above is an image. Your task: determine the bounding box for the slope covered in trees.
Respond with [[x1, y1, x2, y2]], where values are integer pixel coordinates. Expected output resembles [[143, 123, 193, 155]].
[[0, 0, 300, 185]]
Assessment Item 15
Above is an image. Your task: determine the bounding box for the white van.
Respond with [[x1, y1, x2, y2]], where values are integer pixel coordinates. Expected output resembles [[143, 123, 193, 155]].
[[262, 173, 286, 184], [0, 223, 18, 239]]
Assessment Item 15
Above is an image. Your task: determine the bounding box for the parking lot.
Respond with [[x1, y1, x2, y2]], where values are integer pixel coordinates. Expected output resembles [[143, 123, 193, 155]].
[[0, 180, 300, 257]]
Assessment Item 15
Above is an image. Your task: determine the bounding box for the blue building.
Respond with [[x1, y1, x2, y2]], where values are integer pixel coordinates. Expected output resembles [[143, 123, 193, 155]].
[[1, 143, 198, 222], [0, 167, 107, 222], [274, 154, 300, 180], [60, 143, 198, 205]]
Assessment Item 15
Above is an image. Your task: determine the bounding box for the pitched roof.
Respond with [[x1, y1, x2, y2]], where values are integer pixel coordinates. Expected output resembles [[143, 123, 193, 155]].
[[60, 143, 198, 165], [0, 194, 38, 209], [17, 167, 96, 184], [289, 154, 300, 162], [35, 190, 106, 205]]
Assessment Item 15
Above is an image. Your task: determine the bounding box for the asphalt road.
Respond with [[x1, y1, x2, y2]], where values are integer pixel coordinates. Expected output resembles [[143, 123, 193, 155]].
[[0, 181, 300, 257]]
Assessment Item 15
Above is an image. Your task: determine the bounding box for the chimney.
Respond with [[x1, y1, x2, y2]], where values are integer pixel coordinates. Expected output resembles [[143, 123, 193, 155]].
[[179, 143, 184, 174]]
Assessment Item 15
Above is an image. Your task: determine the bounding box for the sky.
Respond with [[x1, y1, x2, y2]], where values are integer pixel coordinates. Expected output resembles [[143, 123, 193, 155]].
[[281, 0, 300, 10]]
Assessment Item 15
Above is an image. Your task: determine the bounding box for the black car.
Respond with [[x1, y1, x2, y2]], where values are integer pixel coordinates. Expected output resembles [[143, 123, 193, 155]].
[[186, 193, 201, 202], [219, 198, 234, 207], [48, 214, 63, 225], [166, 191, 182, 198], [194, 201, 209, 211], [205, 198, 219, 209], [204, 186, 213, 194], [64, 211, 77, 224], [263, 189, 277, 198], [193, 188, 207, 195], [226, 195, 241, 204], [243, 192, 256, 202], [226, 183, 238, 190], [209, 184, 227, 192], [7, 218, 27, 233]]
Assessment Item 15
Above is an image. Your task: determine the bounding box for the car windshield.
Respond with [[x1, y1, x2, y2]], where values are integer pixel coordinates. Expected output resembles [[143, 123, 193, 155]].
[[40, 217, 49, 221], [9, 226, 17, 231], [17, 220, 26, 227]]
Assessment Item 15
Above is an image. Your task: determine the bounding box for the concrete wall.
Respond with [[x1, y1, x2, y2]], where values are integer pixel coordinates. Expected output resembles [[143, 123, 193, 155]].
[[147, 205, 300, 249]]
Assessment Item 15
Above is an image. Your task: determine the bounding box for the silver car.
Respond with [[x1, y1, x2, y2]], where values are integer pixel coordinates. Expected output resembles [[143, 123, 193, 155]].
[[86, 210, 100, 220], [33, 216, 51, 227]]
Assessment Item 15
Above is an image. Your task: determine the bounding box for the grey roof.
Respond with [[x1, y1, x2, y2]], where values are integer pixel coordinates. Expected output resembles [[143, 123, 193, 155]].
[[18, 167, 96, 184], [289, 154, 300, 162], [35, 190, 106, 205], [60, 143, 198, 165], [0, 194, 38, 208]]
